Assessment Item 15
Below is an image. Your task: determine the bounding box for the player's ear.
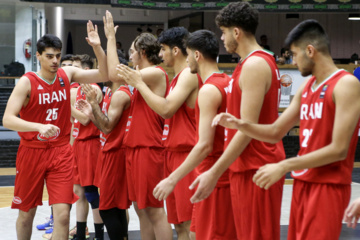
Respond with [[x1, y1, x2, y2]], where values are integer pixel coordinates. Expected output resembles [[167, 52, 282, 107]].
[[306, 45, 315, 58]]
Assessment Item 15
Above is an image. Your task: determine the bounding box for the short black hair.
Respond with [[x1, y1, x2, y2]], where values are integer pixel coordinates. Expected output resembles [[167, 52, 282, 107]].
[[60, 54, 73, 64], [79, 54, 94, 69], [133, 33, 162, 65], [37, 34, 62, 54], [158, 27, 189, 56], [215, 2, 258, 35], [284, 19, 330, 55], [186, 30, 219, 62], [72, 54, 93, 69]]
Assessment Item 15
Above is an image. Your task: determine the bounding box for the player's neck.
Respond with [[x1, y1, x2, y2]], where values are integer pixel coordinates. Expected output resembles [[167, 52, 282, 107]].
[[312, 55, 338, 84], [111, 82, 122, 92], [198, 61, 220, 83], [140, 59, 156, 70], [236, 37, 263, 60], [173, 58, 188, 77], [36, 69, 57, 84]]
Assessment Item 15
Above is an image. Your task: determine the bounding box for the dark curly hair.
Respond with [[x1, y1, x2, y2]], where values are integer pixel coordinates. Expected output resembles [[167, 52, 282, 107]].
[[37, 34, 62, 54], [215, 2, 259, 35], [186, 30, 219, 61], [158, 27, 189, 56], [134, 33, 162, 65]]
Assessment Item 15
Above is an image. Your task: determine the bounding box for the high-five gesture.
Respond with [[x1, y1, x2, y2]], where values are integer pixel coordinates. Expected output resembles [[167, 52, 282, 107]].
[[86, 20, 100, 47], [103, 10, 118, 39]]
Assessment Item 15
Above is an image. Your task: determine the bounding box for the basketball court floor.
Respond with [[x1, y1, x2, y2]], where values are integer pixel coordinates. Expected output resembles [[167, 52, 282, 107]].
[[1, 167, 360, 239]]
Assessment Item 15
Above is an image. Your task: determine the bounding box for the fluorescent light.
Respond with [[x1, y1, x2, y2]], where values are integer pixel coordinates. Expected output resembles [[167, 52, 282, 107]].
[[349, 14, 360, 20]]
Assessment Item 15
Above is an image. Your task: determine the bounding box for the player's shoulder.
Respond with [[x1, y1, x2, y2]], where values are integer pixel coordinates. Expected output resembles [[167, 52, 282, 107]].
[[335, 72, 360, 93]]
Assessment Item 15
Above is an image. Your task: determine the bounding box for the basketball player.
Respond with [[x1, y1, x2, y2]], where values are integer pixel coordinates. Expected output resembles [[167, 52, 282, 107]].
[[117, 26, 201, 240], [153, 29, 237, 240], [76, 80, 131, 240], [189, 2, 285, 239], [104, 11, 173, 240], [212, 19, 360, 240], [71, 54, 104, 240], [2, 20, 108, 240]]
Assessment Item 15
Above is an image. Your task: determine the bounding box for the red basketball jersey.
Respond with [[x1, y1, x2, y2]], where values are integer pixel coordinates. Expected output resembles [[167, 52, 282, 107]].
[[123, 66, 169, 148], [70, 82, 80, 89], [100, 85, 132, 151], [292, 70, 359, 184], [162, 68, 202, 151], [18, 69, 71, 143], [195, 73, 231, 185], [73, 84, 101, 140], [225, 50, 285, 172]]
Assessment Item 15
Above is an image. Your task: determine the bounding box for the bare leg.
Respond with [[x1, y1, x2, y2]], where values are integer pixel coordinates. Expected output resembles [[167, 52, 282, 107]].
[[74, 184, 89, 222], [174, 221, 191, 240], [133, 202, 156, 240], [145, 207, 173, 240], [189, 231, 196, 240], [16, 207, 37, 240], [52, 203, 71, 240]]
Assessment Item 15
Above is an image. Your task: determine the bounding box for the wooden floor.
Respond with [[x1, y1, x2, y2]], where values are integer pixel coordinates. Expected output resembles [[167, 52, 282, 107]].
[[0, 168, 49, 208]]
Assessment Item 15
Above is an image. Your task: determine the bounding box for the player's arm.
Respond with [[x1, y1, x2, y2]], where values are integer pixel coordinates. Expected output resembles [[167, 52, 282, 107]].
[[78, 84, 130, 134], [153, 85, 221, 200], [64, 21, 108, 84], [69, 87, 78, 145], [118, 66, 198, 119], [254, 74, 360, 190], [189, 57, 272, 203], [72, 85, 102, 126], [103, 10, 125, 84], [2, 77, 59, 137], [212, 79, 306, 143]]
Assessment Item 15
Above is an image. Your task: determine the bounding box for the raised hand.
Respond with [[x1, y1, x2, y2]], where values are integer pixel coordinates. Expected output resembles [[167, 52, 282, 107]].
[[76, 99, 93, 118], [116, 64, 143, 88], [103, 10, 118, 39], [86, 20, 101, 47], [153, 178, 176, 201]]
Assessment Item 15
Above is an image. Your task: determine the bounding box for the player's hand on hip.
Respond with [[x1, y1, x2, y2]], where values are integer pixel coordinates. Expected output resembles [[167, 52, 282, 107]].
[[86, 20, 101, 47], [38, 124, 60, 138], [153, 177, 176, 201], [253, 163, 285, 190], [189, 170, 217, 203], [212, 112, 242, 129], [344, 197, 360, 229]]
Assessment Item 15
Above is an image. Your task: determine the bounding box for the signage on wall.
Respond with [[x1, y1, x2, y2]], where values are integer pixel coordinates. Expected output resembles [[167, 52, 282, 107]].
[[20, 0, 360, 11], [278, 69, 308, 108], [111, 0, 360, 11]]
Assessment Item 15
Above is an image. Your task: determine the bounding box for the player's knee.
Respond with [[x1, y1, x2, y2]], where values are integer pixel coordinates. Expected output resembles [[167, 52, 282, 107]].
[[84, 186, 99, 209]]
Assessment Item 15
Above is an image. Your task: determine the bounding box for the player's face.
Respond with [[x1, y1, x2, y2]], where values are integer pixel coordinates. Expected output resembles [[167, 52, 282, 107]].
[[220, 26, 238, 54], [291, 44, 314, 77], [129, 42, 141, 67], [159, 44, 174, 67], [60, 60, 72, 67], [37, 48, 61, 73], [186, 48, 198, 74]]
